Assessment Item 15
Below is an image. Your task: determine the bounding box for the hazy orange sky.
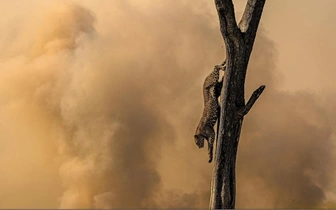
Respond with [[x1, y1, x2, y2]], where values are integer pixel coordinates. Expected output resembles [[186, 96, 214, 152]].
[[0, 0, 335, 208]]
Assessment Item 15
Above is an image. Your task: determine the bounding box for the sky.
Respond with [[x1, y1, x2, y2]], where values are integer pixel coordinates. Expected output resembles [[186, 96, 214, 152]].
[[0, 0, 335, 208]]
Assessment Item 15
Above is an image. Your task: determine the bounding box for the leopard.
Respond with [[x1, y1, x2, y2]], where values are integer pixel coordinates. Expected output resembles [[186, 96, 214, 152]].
[[194, 60, 226, 163]]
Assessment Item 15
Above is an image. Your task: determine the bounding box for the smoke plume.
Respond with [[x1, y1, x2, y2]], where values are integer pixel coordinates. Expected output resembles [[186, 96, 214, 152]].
[[0, 0, 335, 208]]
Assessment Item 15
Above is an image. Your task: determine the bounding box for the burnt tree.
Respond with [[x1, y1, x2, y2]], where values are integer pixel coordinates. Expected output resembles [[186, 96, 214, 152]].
[[209, 0, 266, 209]]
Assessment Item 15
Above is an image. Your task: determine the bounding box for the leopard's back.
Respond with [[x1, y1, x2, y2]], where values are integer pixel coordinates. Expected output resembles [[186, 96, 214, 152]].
[[195, 69, 220, 135], [202, 89, 219, 127], [203, 70, 220, 102], [201, 69, 220, 125]]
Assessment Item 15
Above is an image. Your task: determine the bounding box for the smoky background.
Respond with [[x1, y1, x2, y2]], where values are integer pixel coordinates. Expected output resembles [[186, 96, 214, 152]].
[[0, 0, 335, 208]]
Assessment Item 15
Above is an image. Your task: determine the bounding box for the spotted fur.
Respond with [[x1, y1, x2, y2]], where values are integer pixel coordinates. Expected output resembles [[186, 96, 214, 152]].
[[194, 61, 226, 163]]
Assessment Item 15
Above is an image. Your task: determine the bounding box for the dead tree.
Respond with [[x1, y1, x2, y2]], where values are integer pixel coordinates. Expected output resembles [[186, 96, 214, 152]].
[[209, 0, 266, 209]]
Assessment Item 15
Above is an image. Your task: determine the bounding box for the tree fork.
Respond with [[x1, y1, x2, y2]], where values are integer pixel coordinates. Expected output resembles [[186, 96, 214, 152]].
[[209, 0, 267, 209]]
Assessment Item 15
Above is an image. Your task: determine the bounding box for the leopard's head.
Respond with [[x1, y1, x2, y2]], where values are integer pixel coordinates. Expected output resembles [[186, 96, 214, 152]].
[[194, 134, 205, 148]]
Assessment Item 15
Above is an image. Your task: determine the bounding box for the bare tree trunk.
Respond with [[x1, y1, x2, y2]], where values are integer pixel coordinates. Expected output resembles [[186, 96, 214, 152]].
[[209, 0, 267, 209]]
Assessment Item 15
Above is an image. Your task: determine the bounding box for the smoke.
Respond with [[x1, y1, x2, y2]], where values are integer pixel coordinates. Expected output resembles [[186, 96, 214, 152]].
[[0, 0, 335, 208], [236, 28, 335, 208]]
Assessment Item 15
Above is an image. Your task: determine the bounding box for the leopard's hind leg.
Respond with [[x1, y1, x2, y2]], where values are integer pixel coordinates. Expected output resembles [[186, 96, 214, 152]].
[[204, 124, 215, 163]]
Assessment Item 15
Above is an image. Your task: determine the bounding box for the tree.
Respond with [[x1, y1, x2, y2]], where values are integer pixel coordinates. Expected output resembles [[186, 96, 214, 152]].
[[209, 0, 267, 209]]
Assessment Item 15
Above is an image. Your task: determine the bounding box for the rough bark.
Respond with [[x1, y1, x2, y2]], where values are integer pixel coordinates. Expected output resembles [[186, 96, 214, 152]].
[[209, 0, 266, 209]]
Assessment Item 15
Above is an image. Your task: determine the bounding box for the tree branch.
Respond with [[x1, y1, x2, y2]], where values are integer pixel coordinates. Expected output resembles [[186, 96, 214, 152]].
[[214, 0, 241, 41], [238, 0, 266, 34], [238, 0, 266, 56], [237, 85, 265, 119]]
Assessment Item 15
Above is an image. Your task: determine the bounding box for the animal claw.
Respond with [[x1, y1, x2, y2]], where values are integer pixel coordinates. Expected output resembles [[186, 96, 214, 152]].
[[208, 157, 212, 163]]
